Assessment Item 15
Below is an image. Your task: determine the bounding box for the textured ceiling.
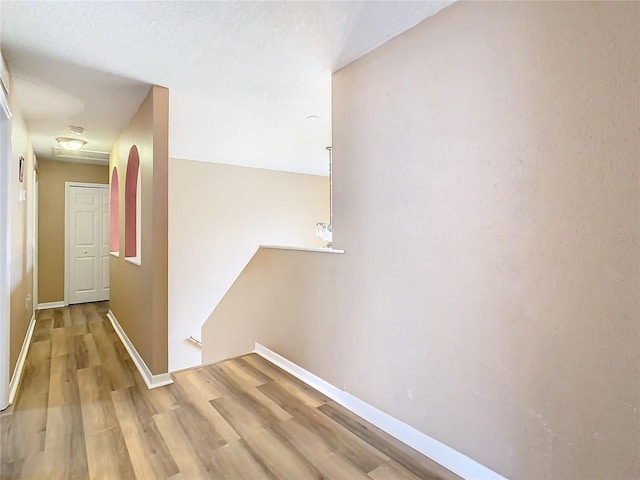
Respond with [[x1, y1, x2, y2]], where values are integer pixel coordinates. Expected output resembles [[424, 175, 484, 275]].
[[1, 1, 451, 174]]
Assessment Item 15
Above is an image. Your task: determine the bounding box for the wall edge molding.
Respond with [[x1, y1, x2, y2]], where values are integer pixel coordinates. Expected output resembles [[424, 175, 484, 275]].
[[254, 343, 508, 480], [107, 310, 173, 389], [8, 314, 36, 405], [37, 301, 65, 310]]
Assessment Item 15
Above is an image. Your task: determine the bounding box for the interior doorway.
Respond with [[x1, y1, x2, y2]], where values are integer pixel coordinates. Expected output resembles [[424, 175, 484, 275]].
[[65, 182, 110, 305]]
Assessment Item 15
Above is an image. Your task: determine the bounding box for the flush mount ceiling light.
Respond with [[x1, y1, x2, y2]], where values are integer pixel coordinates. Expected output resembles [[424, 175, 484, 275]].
[[56, 137, 87, 151]]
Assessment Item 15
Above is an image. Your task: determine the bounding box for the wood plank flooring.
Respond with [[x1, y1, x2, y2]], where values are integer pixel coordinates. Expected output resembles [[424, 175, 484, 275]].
[[1, 302, 461, 480]]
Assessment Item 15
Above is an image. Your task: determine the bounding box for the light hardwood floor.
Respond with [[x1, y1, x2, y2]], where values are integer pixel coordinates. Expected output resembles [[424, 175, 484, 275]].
[[1, 302, 461, 480]]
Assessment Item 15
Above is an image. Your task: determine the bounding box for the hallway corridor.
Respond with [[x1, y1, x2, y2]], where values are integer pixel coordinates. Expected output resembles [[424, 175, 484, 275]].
[[1, 303, 459, 480]]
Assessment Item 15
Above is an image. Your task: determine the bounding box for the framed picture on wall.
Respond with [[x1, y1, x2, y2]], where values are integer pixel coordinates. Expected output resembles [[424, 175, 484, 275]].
[[18, 156, 24, 183]]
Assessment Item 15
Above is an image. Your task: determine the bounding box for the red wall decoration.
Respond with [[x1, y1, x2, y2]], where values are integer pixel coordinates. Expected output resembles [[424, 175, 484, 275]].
[[124, 146, 140, 258]]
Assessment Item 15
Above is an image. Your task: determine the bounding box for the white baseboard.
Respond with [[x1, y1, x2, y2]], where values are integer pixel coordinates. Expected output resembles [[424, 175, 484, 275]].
[[8, 314, 36, 404], [254, 343, 508, 480], [107, 310, 173, 389], [37, 301, 65, 310]]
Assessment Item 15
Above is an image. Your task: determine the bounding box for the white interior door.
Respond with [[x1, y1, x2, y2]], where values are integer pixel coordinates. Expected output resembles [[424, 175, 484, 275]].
[[67, 184, 110, 304]]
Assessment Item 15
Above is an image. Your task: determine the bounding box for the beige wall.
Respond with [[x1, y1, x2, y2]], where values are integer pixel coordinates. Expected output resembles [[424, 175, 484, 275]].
[[169, 158, 328, 371], [110, 85, 169, 375], [37, 159, 108, 303], [202, 248, 339, 363], [7, 76, 35, 373], [336, 4, 639, 476], [204, 2, 640, 478]]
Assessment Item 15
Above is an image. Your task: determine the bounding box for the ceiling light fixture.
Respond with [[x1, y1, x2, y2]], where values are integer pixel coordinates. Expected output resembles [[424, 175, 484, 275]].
[[56, 137, 87, 151]]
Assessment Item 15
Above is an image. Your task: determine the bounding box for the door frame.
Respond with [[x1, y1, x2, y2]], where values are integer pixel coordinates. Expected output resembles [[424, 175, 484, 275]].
[[0, 85, 12, 410], [32, 159, 38, 310], [64, 181, 109, 306]]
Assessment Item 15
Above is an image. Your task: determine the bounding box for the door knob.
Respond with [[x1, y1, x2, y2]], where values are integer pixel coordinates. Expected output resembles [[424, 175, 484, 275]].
[[84, 250, 88, 254]]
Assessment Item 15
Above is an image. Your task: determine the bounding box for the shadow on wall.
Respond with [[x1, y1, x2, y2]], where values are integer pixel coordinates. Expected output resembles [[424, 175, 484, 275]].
[[168, 159, 329, 372], [205, 2, 639, 480], [202, 247, 339, 367]]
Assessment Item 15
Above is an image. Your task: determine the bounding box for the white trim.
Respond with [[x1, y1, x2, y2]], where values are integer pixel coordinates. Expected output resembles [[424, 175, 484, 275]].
[[64, 182, 109, 306], [0, 83, 11, 410], [0, 83, 10, 120], [107, 310, 173, 389], [124, 256, 142, 266], [259, 245, 345, 254], [0, 51, 10, 97], [7, 314, 36, 405], [33, 162, 39, 311], [63, 179, 68, 306], [37, 301, 65, 310], [64, 181, 108, 189], [254, 343, 508, 480]]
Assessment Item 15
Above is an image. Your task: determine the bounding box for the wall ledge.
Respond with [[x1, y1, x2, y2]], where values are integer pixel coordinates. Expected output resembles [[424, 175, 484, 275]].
[[254, 343, 508, 480], [107, 310, 172, 389], [259, 245, 344, 254], [124, 256, 142, 266]]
